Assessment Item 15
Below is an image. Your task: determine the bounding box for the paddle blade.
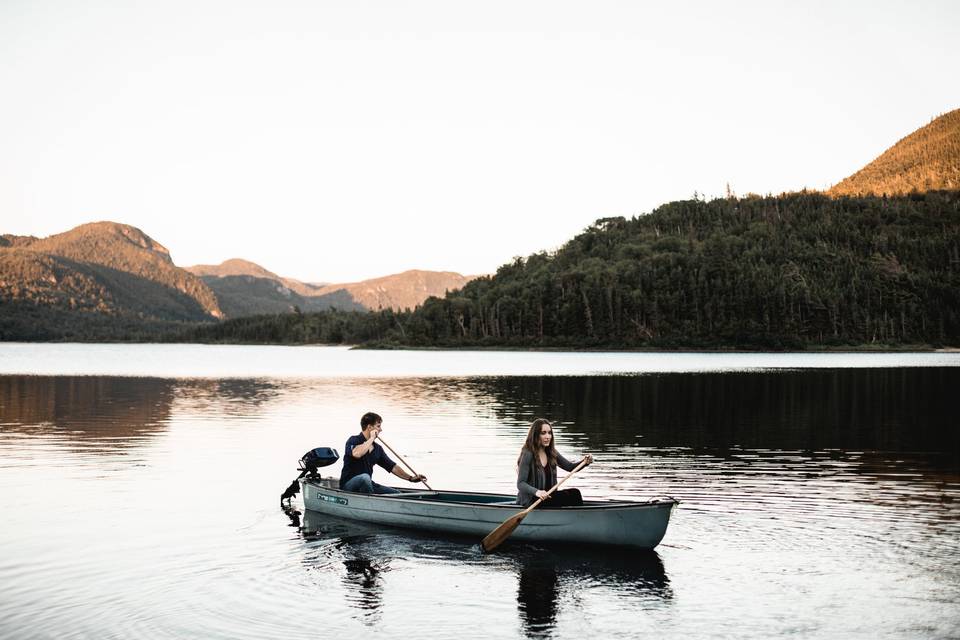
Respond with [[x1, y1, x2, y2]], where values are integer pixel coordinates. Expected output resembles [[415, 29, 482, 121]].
[[481, 511, 527, 553]]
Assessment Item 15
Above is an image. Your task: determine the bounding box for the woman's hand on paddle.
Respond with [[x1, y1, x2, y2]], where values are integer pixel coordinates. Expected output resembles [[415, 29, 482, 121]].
[[535, 490, 551, 500], [584, 454, 594, 465], [409, 473, 427, 483]]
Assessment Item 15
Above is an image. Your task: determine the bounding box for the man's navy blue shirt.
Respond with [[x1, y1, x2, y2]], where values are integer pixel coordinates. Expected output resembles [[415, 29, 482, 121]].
[[339, 434, 397, 488]]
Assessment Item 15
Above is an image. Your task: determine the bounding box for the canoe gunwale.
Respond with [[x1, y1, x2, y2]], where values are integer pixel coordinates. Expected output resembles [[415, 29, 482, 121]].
[[301, 477, 679, 511]]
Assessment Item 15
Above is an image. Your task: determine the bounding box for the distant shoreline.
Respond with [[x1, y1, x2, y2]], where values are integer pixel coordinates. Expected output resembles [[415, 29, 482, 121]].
[[354, 343, 951, 353], [1, 340, 953, 353]]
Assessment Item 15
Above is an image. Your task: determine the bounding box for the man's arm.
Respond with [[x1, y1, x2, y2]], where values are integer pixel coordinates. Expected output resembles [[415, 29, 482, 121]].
[[350, 428, 380, 459], [390, 464, 426, 483]]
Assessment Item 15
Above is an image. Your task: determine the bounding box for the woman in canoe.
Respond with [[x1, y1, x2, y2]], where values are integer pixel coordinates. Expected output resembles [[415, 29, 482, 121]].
[[517, 418, 593, 507]]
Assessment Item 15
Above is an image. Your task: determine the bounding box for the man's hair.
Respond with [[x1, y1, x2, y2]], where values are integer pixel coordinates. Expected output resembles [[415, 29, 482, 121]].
[[360, 412, 383, 429]]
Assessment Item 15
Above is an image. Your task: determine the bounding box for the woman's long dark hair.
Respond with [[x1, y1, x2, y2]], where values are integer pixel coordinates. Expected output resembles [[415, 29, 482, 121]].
[[518, 418, 558, 468]]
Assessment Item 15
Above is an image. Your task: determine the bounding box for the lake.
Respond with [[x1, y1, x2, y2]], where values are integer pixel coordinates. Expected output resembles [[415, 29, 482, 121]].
[[0, 344, 958, 639]]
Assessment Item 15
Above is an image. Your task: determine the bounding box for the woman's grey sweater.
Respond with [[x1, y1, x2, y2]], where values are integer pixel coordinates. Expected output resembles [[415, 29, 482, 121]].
[[516, 449, 583, 506]]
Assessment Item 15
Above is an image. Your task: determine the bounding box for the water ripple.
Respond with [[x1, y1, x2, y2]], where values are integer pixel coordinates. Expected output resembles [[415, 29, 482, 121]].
[[1, 366, 959, 639]]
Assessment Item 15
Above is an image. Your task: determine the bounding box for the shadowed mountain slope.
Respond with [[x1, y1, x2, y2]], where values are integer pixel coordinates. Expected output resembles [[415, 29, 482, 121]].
[[314, 269, 476, 311], [186, 261, 475, 316], [186, 258, 328, 297], [194, 273, 365, 317]]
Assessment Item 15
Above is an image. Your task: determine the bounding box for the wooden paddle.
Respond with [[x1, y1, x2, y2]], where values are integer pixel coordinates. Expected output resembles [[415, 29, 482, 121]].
[[378, 437, 433, 490], [481, 457, 590, 553]]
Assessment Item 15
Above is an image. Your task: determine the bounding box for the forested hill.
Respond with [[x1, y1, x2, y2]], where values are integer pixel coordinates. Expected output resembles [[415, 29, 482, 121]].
[[0, 222, 222, 340], [829, 109, 960, 197], [188, 191, 960, 349]]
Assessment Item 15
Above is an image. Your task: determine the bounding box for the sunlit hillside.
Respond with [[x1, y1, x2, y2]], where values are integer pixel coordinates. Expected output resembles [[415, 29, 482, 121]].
[[829, 109, 960, 197]]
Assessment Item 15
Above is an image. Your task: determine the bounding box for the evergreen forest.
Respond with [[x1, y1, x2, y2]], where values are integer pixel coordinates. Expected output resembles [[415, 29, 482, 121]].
[[185, 191, 960, 349]]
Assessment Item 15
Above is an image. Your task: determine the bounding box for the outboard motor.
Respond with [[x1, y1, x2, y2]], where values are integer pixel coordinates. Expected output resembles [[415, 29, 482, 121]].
[[280, 447, 340, 504]]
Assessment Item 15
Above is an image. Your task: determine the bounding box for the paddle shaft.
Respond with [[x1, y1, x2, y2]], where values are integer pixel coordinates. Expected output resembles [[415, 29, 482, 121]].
[[481, 457, 589, 552], [519, 457, 589, 515], [378, 437, 433, 490]]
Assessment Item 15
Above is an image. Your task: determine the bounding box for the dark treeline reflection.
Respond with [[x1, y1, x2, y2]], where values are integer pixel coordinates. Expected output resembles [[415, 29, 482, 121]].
[[464, 368, 960, 458], [0, 376, 176, 445], [0, 376, 282, 451], [171, 378, 283, 416], [294, 508, 671, 633]]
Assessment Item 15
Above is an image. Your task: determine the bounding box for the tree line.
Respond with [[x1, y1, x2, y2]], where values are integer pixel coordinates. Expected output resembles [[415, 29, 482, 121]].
[[182, 191, 960, 349]]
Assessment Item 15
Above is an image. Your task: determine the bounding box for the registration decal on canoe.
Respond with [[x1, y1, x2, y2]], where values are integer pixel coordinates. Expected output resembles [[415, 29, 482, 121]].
[[319, 494, 348, 506]]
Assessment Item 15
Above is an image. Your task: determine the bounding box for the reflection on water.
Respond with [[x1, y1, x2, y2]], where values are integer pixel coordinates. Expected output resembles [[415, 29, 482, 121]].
[[0, 376, 175, 451], [341, 555, 388, 625], [3, 369, 956, 463], [517, 559, 559, 636], [294, 508, 671, 635], [465, 368, 960, 455], [294, 508, 393, 625], [0, 357, 958, 639], [173, 379, 283, 416], [515, 548, 671, 637], [0, 376, 285, 453]]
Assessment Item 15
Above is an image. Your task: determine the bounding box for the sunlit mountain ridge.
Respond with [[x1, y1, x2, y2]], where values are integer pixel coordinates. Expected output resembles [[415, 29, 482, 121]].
[[829, 109, 960, 197]]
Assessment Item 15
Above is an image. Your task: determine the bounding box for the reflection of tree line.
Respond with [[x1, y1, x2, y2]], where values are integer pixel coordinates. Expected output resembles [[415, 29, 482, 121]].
[[460, 369, 960, 456], [289, 507, 671, 632], [3, 369, 955, 465], [0, 376, 281, 451], [170, 378, 282, 416], [0, 376, 174, 445]]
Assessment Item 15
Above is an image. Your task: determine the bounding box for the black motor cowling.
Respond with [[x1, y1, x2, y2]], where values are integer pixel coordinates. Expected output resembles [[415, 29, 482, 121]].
[[281, 447, 340, 503], [300, 447, 340, 474]]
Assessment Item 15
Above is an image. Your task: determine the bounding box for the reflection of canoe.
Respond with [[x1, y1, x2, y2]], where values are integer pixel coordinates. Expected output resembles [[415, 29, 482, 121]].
[[301, 477, 678, 549]]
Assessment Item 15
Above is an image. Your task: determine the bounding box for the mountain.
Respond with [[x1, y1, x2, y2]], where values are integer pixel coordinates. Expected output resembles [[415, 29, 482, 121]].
[[314, 270, 477, 311], [185, 258, 347, 317], [0, 219, 477, 340], [0, 222, 222, 340], [186, 258, 328, 297], [186, 261, 475, 317], [187, 258, 281, 280], [191, 110, 960, 349], [829, 109, 960, 197], [186, 264, 363, 318], [11, 110, 958, 346]]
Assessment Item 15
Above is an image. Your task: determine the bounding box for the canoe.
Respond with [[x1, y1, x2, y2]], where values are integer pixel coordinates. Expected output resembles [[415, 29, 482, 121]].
[[300, 476, 678, 549]]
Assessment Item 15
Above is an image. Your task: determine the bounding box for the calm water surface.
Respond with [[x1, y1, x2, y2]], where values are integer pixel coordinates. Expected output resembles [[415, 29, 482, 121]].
[[0, 345, 958, 639]]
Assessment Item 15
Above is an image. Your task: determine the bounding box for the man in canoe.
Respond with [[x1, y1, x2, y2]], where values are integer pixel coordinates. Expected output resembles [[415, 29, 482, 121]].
[[339, 412, 427, 493], [517, 418, 592, 507]]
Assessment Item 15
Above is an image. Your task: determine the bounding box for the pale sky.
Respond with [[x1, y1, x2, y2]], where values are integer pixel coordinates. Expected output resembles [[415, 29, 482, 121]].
[[2, 1, 958, 283]]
